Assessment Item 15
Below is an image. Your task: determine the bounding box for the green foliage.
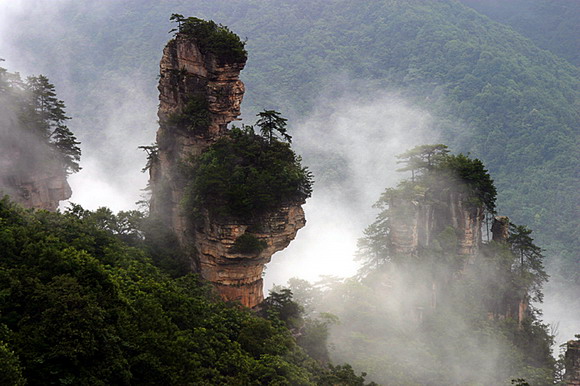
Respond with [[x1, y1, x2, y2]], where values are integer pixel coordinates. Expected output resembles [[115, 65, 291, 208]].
[[438, 153, 497, 212], [166, 94, 210, 133], [185, 126, 313, 221], [396, 144, 450, 180], [256, 109, 292, 143], [507, 223, 548, 302], [0, 197, 369, 385], [260, 288, 304, 330], [395, 145, 497, 212], [170, 14, 247, 64], [139, 144, 159, 173], [0, 67, 81, 175], [318, 364, 376, 386], [458, 0, 580, 66], [230, 233, 267, 254], [0, 340, 25, 386], [261, 288, 344, 365], [25, 74, 81, 173]]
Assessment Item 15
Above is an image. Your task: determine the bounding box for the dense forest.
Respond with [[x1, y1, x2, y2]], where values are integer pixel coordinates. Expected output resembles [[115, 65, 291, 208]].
[[0, 198, 373, 385], [0, 0, 578, 384], [458, 0, 580, 66]]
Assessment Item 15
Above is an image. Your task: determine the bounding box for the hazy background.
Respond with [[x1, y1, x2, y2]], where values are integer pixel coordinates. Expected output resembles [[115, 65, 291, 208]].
[[0, 0, 577, 352]]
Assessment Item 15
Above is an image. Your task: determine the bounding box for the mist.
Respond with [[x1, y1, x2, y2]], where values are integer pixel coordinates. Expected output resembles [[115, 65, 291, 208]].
[[265, 82, 438, 286], [0, 0, 158, 212]]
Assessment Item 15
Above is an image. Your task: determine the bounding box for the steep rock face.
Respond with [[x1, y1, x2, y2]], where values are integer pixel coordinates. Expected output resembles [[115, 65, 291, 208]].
[[389, 191, 484, 261], [150, 35, 246, 243], [196, 205, 305, 307], [0, 148, 71, 211], [566, 340, 580, 386], [149, 33, 305, 308], [491, 215, 510, 242]]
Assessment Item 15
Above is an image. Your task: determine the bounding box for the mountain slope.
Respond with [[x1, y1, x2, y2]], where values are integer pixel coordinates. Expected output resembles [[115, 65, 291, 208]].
[[458, 0, 580, 66]]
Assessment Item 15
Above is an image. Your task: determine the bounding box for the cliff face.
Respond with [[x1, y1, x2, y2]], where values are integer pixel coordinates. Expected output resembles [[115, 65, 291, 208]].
[[149, 34, 305, 308], [0, 147, 71, 211], [389, 190, 484, 261], [150, 35, 246, 242]]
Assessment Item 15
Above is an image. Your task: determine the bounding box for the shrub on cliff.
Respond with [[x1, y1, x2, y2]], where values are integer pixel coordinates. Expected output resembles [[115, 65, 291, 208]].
[[230, 233, 267, 254], [185, 125, 313, 221], [394, 144, 497, 212], [166, 94, 210, 133]]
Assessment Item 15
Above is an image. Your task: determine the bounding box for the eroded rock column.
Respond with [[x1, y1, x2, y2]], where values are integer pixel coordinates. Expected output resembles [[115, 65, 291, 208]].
[[149, 32, 306, 307]]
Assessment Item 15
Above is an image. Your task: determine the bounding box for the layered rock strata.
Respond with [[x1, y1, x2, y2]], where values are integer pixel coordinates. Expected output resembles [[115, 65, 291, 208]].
[[149, 33, 305, 308]]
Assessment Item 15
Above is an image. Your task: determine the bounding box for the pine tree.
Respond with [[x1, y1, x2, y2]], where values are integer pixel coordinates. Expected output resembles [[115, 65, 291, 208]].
[[256, 110, 292, 143], [24, 75, 81, 173]]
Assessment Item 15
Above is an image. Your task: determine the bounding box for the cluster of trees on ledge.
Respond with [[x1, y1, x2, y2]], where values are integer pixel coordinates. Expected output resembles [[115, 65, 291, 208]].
[[0, 64, 81, 175], [169, 14, 247, 64], [183, 110, 313, 222]]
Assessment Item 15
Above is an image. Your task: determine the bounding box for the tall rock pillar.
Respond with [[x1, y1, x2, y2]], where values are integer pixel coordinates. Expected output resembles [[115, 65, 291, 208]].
[[149, 27, 305, 308]]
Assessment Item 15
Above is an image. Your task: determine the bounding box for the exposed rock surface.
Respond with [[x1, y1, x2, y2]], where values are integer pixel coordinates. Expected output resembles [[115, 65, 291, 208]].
[[0, 149, 71, 211], [389, 188, 537, 326], [566, 340, 580, 386], [149, 33, 305, 308], [389, 191, 484, 261], [491, 216, 510, 243]]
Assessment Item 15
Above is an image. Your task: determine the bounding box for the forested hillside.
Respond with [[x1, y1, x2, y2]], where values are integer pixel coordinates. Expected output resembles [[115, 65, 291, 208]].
[[458, 0, 580, 66], [0, 198, 372, 385]]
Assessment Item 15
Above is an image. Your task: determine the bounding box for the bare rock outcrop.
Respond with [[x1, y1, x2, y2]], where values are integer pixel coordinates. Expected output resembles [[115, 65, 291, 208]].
[[196, 205, 305, 307], [0, 148, 71, 211], [149, 30, 305, 308], [389, 191, 484, 261], [491, 216, 510, 243]]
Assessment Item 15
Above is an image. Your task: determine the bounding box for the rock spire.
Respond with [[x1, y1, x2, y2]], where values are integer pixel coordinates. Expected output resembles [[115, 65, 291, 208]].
[[149, 27, 306, 308]]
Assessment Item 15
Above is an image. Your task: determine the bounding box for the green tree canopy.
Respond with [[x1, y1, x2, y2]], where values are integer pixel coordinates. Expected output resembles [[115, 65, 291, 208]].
[[169, 14, 247, 64], [1, 68, 81, 175], [0, 197, 370, 385], [256, 109, 292, 144], [396, 144, 450, 181], [508, 223, 548, 302], [185, 125, 312, 220]]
